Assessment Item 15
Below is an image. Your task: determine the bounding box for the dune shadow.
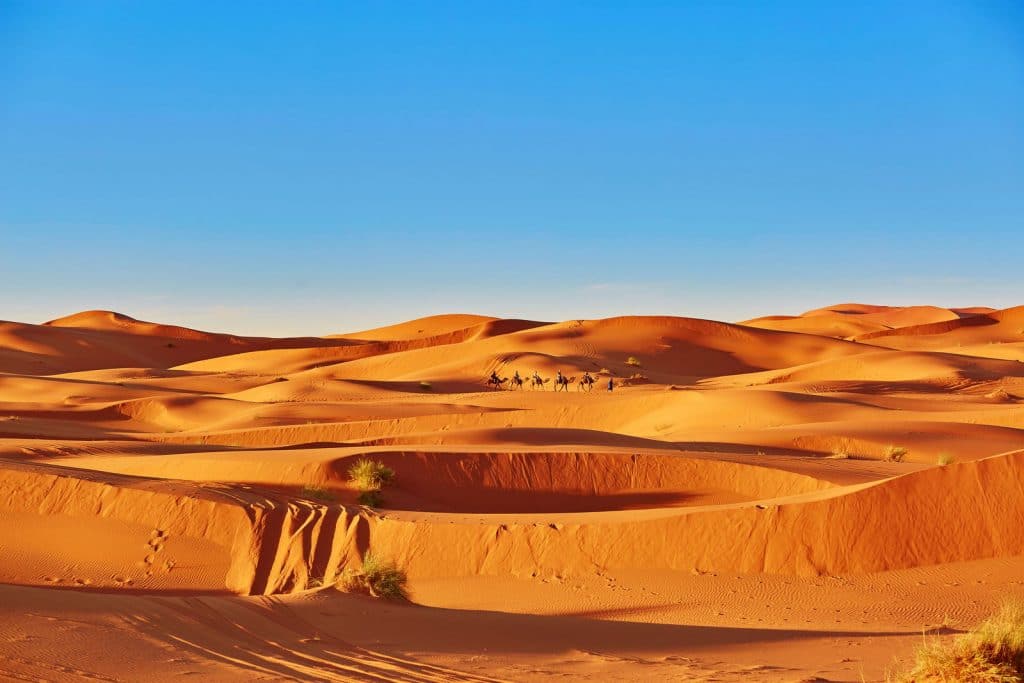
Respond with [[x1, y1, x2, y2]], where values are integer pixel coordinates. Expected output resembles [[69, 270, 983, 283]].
[[381, 488, 731, 514], [301, 592, 915, 656]]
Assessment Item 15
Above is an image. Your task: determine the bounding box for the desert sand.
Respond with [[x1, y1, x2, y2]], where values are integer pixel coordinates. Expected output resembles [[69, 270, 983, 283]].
[[1, 305, 1023, 682]]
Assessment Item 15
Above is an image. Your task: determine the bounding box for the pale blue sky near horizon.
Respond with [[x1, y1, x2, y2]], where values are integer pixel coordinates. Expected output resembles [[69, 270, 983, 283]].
[[1, 1, 1022, 336]]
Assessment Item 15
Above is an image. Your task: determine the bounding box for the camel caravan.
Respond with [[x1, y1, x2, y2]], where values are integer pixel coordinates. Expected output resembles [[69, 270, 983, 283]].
[[487, 369, 608, 392]]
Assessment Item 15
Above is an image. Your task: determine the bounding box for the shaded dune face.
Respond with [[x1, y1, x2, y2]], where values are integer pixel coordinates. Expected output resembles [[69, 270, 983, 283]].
[[327, 451, 833, 513]]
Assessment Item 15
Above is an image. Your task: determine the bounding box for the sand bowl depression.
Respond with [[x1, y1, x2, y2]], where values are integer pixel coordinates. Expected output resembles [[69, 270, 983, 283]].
[[334, 451, 834, 514]]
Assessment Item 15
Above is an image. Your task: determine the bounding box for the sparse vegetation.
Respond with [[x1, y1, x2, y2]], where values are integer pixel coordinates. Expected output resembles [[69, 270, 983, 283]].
[[890, 599, 1024, 682], [301, 485, 335, 502], [884, 445, 908, 463], [626, 356, 642, 367], [419, 381, 433, 391], [337, 552, 409, 600], [828, 449, 851, 460], [357, 490, 382, 507], [349, 458, 395, 507], [937, 452, 956, 466], [348, 458, 394, 491]]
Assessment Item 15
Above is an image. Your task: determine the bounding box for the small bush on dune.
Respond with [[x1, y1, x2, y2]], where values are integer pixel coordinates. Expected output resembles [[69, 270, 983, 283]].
[[362, 553, 409, 599], [891, 600, 1024, 682], [357, 490, 382, 507], [626, 356, 642, 367], [301, 485, 335, 502], [937, 453, 956, 466], [348, 458, 394, 492], [884, 445, 908, 463], [828, 449, 851, 460], [337, 552, 409, 600]]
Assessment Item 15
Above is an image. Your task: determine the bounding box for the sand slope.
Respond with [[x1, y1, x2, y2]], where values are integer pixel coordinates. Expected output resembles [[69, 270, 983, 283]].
[[2, 304, 1024, 681]]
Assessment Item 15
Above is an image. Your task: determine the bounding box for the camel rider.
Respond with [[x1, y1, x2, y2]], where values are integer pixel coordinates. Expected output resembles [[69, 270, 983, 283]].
[[583, 371, 593, 384], [556, 370, 564, 385], [513, 370, 522, 383], [489, 370, 500, 384]]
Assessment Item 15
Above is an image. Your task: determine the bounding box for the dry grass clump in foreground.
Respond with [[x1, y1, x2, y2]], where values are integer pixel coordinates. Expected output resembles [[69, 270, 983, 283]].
[[937, 453, 956, 466], [828, 448, 851, 460], [891, 600, 1024, 682], [885, 445, 909, 463], [337, 552, 409, 600]]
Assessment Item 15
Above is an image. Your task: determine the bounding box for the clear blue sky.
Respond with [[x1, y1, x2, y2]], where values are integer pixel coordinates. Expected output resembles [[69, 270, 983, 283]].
[[2, 1, 1022, 335]]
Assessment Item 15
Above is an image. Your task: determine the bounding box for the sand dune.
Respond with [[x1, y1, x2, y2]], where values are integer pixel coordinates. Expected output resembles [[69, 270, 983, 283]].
[[2, 304, 1023, 681], [744, 304, 973, 339], [0, 310, 350, 375]]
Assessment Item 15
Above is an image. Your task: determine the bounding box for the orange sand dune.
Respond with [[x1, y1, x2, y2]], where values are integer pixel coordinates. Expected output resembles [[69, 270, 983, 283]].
[[0, 310, 351, 375], [745, 304, 969, 339], [856, 304, 1024, 350], [340, 313, 500, 340], [3, 305, 1024, 681]]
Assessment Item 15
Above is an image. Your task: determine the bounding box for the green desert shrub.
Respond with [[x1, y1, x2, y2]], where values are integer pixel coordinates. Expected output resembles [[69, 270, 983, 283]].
[[890, 600, 1024, 682], [937, 452, 956, 466], [626, 356, 642, 367], [357, 490, 382, 507], [301, 485, 334, 502], [348, 458, 394, 492], [362, 553, 408, 600], [338, 552, 409, 600], [884, 445, 908, 463]]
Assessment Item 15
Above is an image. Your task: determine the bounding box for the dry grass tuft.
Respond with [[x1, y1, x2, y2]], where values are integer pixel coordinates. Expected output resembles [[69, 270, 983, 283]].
[[884, 445, 909, 463], [337, 552, 409, 600], [301, 485, 335, 502], [890, 600, 1024, 682], [348, 458, 394, 492]]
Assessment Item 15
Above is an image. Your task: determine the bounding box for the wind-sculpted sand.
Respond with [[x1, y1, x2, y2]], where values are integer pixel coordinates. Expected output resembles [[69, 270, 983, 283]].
[[1, 305, 1023, 681]]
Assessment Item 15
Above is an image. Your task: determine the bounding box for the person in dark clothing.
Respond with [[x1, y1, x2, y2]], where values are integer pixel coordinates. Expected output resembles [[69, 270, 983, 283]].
[[607, 378, 614, 392]]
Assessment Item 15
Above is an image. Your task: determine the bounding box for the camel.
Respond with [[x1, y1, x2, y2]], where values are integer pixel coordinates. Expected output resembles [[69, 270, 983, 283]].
[[508, 373, 525, 390], [578, 373, 596, 392], [529, 373, 549, 390], [486, 374, 508, 390], [554, 374, 576, 392]]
